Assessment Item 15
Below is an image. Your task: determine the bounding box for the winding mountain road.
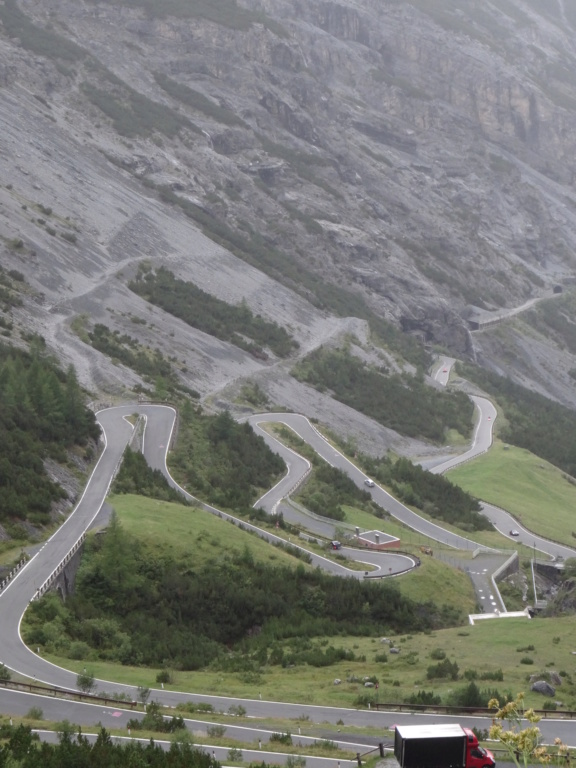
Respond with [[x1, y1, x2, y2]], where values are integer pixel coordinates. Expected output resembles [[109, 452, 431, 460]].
[[1, 397, 576, 748]]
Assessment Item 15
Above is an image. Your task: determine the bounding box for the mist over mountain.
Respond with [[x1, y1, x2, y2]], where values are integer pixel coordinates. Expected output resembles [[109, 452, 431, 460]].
[[2, 0, 576, 444]]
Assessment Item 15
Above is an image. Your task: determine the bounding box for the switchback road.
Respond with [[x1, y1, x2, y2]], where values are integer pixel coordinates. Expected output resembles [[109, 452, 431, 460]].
[[1, 402, 575, 749]]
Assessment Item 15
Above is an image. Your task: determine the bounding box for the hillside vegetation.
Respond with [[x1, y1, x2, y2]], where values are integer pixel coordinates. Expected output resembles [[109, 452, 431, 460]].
[[129, 265, 298, 359], [0, 343, 99, 526], [459, 362, 576, 476], [447, 441, 576, 546], [32, 550, 576, 710], [0, 725, 211, 768], [169, 406, 285, 508], [23, 500, 464, 672], [361, 455, 489, 532], [292, 347, 474, 442], [274, 423, 487, 532]]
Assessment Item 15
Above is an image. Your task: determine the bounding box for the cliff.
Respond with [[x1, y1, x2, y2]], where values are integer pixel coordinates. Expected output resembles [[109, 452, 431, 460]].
[[2, 0, 576, 423]]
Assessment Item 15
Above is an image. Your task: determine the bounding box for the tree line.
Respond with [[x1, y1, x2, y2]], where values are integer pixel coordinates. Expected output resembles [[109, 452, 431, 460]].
[[297, 462, 372, 521], [169, 407, 286, 508], [129, 265, 298, 359], [23, 515, 463, 671], [112, 446, 188, 504], [0, 343, 99, 524], [0, 724, 214, 768], [292, 347, 474, 443], [87, 323, 177, 383], [362, 455, 490, 531]]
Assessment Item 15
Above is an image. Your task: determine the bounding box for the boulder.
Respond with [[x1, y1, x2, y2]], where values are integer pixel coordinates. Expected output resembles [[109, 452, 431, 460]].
[[334, 679, 341, 685], [531, 680, 555, 697], [549, 672, 562, 687]]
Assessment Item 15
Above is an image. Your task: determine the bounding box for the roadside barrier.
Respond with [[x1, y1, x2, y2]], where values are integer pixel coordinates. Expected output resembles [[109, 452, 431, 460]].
[[32, 533, 86, 601], [0, 678, 136, 708], [0, 558, 27, 596], [367, 700, 576, 719]]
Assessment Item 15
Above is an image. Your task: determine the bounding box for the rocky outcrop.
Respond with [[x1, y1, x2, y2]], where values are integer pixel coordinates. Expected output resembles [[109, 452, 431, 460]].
[[3, 0, 576, 407]]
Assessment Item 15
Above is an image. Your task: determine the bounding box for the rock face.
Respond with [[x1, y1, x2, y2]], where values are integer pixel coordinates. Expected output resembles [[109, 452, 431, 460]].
[[2, 1, 576, 411]]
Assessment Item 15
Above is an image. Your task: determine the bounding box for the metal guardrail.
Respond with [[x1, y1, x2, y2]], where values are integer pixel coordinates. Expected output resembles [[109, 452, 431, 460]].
[[0, 679, 137, 708], [0, 558, 28, 596], [32, 533, 86, 601], [367, 701, 576, 719]]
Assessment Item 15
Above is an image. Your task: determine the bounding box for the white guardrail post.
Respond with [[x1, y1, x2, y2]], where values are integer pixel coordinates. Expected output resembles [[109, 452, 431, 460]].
[[32, 533, 86, 601]]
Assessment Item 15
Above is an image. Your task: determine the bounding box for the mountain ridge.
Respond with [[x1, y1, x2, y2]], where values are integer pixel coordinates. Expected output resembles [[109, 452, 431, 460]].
[[2, 0, 576, 438]]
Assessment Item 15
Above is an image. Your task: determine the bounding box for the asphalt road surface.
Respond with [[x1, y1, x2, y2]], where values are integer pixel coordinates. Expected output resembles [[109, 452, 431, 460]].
[[1, 401, 576, 749]]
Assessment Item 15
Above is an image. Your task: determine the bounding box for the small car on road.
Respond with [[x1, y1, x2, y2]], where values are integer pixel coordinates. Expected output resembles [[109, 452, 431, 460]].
[[509, 529, 520, 536], [364, 478, 375, 487]]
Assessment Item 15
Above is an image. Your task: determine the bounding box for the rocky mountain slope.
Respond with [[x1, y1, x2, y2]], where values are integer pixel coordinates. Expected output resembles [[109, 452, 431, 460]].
[[2, 0, 576, 451]]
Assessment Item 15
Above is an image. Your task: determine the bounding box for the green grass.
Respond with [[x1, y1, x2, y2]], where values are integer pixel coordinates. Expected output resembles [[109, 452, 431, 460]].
[[446, 441, 576, 546], [107, 494, 314, 571], [26, 483, 576, 712], [0, 543, 31, 566], [38, 614, 576, 711], [388, 551, 476, 611]]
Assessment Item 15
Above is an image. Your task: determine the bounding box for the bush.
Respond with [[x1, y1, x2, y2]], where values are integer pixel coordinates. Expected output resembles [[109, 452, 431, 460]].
[[69, 641, 91, 660], [285, 757, 306, 768], [270, 732, 292, 745], [542, 700, 557, 711], [56, 720, 78, 737], [426, 658, 459, 680], [480, 669, 504, 681], [448, 682, 485, 708], [354, 694, 376, 707], [137, 686, 151, 706], [430, 648, 446, 660], [406, 690, 441, 706], [207, 725, 226, 738], [520, 657, 534, 665], [176, 701, 214, 714], [26, 707, 43, 720], [0, 664, 12, 681], [129, 701, 185, 733], [76, 671, 96, 693], [156, 670, 172, 684]]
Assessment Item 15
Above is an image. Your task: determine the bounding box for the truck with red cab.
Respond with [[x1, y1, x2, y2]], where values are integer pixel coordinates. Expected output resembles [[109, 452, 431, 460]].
[[394, 723, 495, 768]]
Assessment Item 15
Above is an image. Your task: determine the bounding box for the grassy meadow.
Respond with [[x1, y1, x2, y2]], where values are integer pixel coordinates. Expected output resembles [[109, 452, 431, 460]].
[[38, 493, 576, 711], [447, 440, 576, 546], [41, 613, 576, 711], [108, 494, 478, 613], [24, 425, 576, 720]]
